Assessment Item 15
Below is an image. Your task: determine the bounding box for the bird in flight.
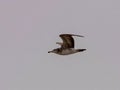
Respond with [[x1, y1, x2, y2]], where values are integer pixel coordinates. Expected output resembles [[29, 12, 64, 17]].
[[48, 34, 86, 55]]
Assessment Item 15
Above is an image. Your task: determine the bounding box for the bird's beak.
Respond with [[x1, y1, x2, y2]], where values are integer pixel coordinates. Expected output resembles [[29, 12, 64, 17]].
[[48, 51, 53, 53]]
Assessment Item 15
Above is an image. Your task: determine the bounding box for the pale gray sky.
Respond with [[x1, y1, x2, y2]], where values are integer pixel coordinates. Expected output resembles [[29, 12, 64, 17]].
[[0, 0, 120, 90]]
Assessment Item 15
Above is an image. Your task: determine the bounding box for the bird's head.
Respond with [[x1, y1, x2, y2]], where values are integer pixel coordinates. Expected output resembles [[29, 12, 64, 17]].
[[48, 48, 60, 54]]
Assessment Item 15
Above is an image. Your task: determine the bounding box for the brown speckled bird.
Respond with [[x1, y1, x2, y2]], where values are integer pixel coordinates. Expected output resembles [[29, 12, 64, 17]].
[[48, 34, 86, 55]]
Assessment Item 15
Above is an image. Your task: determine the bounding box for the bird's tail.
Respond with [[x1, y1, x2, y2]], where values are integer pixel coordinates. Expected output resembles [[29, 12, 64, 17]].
[[77, 49, 86, 52]]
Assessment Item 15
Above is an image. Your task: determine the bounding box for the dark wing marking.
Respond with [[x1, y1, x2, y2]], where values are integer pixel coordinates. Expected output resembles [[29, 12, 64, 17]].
[[60, 34, 74, 48], [59, 34, 84, 49]]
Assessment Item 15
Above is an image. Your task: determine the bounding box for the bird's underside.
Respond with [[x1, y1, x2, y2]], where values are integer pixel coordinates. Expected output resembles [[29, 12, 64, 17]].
[[48, 34, 86, 55]]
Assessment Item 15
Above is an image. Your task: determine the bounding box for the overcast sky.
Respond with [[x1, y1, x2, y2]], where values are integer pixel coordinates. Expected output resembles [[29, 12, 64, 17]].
[[0, 0, 120, 90]]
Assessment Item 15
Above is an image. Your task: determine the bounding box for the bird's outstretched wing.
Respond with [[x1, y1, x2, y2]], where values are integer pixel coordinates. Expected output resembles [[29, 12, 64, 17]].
[[59, 34, 84, 49]]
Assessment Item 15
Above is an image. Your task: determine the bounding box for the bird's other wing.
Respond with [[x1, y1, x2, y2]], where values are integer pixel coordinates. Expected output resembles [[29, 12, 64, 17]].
[[59, 34, 74, 48], [59, 34, 84, 49]]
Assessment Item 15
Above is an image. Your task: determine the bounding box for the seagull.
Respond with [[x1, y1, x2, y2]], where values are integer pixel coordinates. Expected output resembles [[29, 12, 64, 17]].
[[48, 34, 86, 55]]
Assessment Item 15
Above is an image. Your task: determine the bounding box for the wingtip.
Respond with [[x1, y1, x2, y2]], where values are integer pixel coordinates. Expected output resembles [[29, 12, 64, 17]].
[[77, 49, 86, 52], [59, 34, 84, 37]]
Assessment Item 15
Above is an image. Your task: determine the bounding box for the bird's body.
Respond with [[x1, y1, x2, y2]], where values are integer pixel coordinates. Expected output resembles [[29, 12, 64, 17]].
[[48, 34, 86, 55], [59, 48, 78, 55]]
